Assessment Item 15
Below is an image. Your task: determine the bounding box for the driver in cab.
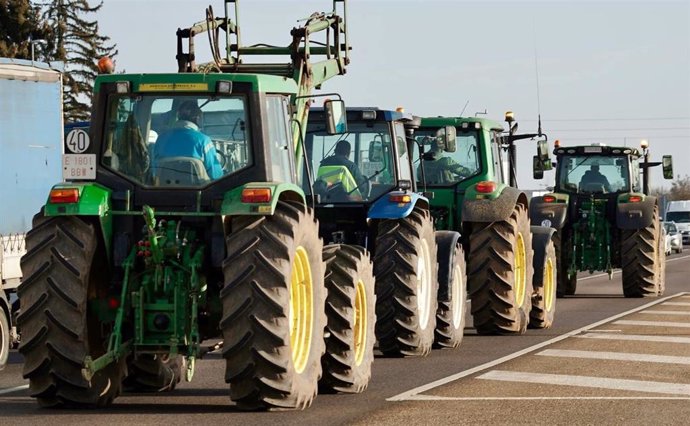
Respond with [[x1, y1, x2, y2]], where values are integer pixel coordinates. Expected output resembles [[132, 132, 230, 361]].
[[153, 100, 223, 180], [319, 140, 369, 198]]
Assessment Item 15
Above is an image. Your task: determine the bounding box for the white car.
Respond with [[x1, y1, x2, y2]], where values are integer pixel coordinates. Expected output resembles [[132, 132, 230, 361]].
[[663, 221, 683, 254]]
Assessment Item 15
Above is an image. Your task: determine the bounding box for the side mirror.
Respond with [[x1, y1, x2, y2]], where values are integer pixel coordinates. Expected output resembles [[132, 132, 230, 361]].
[[662, 155, 673, 179], [325, 99, 347, 135], [533, 155, 544, 179], [537, 139, 552, 171], [369, 140, 384, 162], [443, 126, 457, 153]]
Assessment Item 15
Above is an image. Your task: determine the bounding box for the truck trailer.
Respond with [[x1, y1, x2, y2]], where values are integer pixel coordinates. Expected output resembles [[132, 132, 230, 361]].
[[0, 58, 64, 370]]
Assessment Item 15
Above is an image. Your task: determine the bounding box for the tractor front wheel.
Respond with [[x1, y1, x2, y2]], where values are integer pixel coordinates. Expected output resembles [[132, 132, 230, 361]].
[[18, 214, 125, 407], [434, 232, 467, 349], [222, 202, 326, 410], [320, 244, 376, 394], [553, 231, 576, 297], [529, 237, 557, 329]]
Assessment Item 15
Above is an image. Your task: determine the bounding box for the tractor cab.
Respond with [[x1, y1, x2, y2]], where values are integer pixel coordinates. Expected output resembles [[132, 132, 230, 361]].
[[304, 107, 420, 246], [554, 146, 639, 196]]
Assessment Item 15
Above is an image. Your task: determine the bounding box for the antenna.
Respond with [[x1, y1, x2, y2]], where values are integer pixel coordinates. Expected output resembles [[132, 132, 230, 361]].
[[533, 23, 543, 136], [459, 100, 470, 117]]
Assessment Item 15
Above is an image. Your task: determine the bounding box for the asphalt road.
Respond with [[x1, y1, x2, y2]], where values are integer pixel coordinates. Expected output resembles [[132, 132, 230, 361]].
[[2, 254, 689, 425]]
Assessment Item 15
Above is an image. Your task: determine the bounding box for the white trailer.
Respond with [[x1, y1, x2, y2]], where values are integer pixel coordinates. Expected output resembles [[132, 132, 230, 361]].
[[0, 58, 63, 370]]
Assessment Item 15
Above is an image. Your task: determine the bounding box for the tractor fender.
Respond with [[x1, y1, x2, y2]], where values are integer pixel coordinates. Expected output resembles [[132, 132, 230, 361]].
[[616, 196, 658, 230], [367, 191, 428, 220], [462, 186, 526, 223], [529, 196, 568, 230], [435, 230, 462, 302], [222, 182, 305, 216], [530, 226, 556, 277]]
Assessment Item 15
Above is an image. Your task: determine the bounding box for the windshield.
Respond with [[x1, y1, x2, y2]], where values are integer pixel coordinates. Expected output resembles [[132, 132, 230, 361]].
[[667, 212, 690, 223], [557, 154, 630, 194], [663, 222, 678, 233], [305, 121, 396, 203], [102, 94, 251, 186], [414, 128, 480, 186]]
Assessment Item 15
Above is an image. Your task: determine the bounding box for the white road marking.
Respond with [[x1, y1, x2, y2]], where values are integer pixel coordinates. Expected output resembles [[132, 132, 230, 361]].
[[537, 349, 690, 365], [406, 395, 690, 401], [577, 333, 690, 344], [577, 255, 690, 282], [477, 370, 690, 395], [0, 384, 29, 396], [641, 310, 690, 316], [614, 320, 690, 328], [387, 292, 689, 402], [663, 302, 690, 307]]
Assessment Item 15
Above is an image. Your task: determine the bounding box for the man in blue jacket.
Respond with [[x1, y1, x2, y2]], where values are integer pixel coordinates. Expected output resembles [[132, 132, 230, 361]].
[[153, 100, 223, 180]]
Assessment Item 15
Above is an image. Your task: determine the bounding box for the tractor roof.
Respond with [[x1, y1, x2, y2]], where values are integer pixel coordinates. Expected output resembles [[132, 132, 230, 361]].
[[554, 144, 642, 157], [419, 116, 505, 132], [94, 72, 298, 94], [310, 107, 415, 123]]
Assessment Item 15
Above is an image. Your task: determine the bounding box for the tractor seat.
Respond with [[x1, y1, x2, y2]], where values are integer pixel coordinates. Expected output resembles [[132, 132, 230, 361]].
[[154, 156, 210, 186]]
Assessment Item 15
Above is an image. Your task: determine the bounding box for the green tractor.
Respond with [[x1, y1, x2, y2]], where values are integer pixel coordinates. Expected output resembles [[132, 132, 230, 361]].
[[18, 0, 361, 410], [530, 140, 673, 297], [414, 113, 558, 334]]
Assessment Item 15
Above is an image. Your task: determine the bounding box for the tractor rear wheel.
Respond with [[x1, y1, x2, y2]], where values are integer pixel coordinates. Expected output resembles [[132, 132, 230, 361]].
[[222, 201, 326, 410], [18, 214, 125, 407], [621, 207, 660, 297], [434, 234, 466, 349], [0, 293, 9, 371], [123, 354, 183, 392], [320, 244, 376, 394], [373, 207, 438, 357], [467, 203, 533, 334], [529, 237, 557, 329], [553, 231, 576, 297]]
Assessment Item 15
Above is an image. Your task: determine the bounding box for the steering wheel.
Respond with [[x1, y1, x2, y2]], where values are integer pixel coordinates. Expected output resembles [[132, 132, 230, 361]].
[[212, 139, 230, 170]]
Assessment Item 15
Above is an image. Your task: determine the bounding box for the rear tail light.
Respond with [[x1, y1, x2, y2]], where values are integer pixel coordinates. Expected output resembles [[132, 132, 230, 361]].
[[389, 194, 412, 204], [241, 188, 272, 203], [49, 188, 80, 204], [543, 195, 556, 203], [475, 181, 496, 194], [628, 195, 642, 203]]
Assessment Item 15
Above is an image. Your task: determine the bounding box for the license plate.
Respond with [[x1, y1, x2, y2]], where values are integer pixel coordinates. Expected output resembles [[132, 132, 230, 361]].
[[63, 154, 97, 180]]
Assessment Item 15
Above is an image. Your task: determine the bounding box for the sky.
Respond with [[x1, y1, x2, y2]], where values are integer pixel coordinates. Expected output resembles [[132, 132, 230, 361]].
[[98, 0, 690, 190]]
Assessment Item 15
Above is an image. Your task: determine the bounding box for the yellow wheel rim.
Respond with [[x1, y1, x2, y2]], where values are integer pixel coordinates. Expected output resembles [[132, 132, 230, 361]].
[[289, 246, 313, 374], [544, 257, 555, 312], [354, 279, 367, 366], [515, 232, 526, 307]]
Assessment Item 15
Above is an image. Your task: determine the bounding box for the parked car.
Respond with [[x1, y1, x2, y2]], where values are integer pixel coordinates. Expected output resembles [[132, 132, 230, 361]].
[[663, 221, 683, 254], [666, 201, 690, 245]]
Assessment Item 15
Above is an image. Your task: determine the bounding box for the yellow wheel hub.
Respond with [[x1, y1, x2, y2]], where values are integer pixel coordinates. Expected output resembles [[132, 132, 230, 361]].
[[515, 232, 527, 307], [544, 257, 555, 312], [289, 246, 313, 374], [354, 279, 367, 366]]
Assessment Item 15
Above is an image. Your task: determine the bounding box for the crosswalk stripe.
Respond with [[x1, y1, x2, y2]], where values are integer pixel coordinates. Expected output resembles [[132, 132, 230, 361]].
[[0, 384, 29, 396], [477, 370, 690, 395], [640, 310, 690, 316], [663, 302, 690, 307], [614, 320, 690, 328], [577, 333, 690, 344], [537, 349, 690, 365]]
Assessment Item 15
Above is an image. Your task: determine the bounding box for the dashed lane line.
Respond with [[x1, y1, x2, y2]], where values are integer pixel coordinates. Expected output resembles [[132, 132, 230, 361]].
[[476, 370, 690, 396], [0, 384, 29, 396], [386, 292, 689, 402], [537, 349, 690, 365], [405, 395, 690, 401], [614, 320, 690, 328], [577, 333, 690, 344], [640, 310, 690, 316]]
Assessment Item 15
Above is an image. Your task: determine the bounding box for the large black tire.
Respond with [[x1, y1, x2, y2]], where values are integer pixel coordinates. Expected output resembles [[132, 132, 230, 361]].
[[621, 207, 660, 297], [320, 244, 376, 394], [433, 233, 467, 349], [0, 293, 9, 371], [529, 237, 557, 329], [123, 354, 183, 392], [373, 207, 438, 357], [467, 203, 534, 335], [18, 215, 125, 407], [553, 231, 576, 297], [222, 201, 326, 410]]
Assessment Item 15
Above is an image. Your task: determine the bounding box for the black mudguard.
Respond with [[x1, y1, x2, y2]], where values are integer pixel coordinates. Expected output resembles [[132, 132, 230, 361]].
[[616, 196, 657, 230], [435, 230, 462, 302], [531, 226, 556, 273], [529, 196, 568, 230], [462, 186, 525, 223]]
